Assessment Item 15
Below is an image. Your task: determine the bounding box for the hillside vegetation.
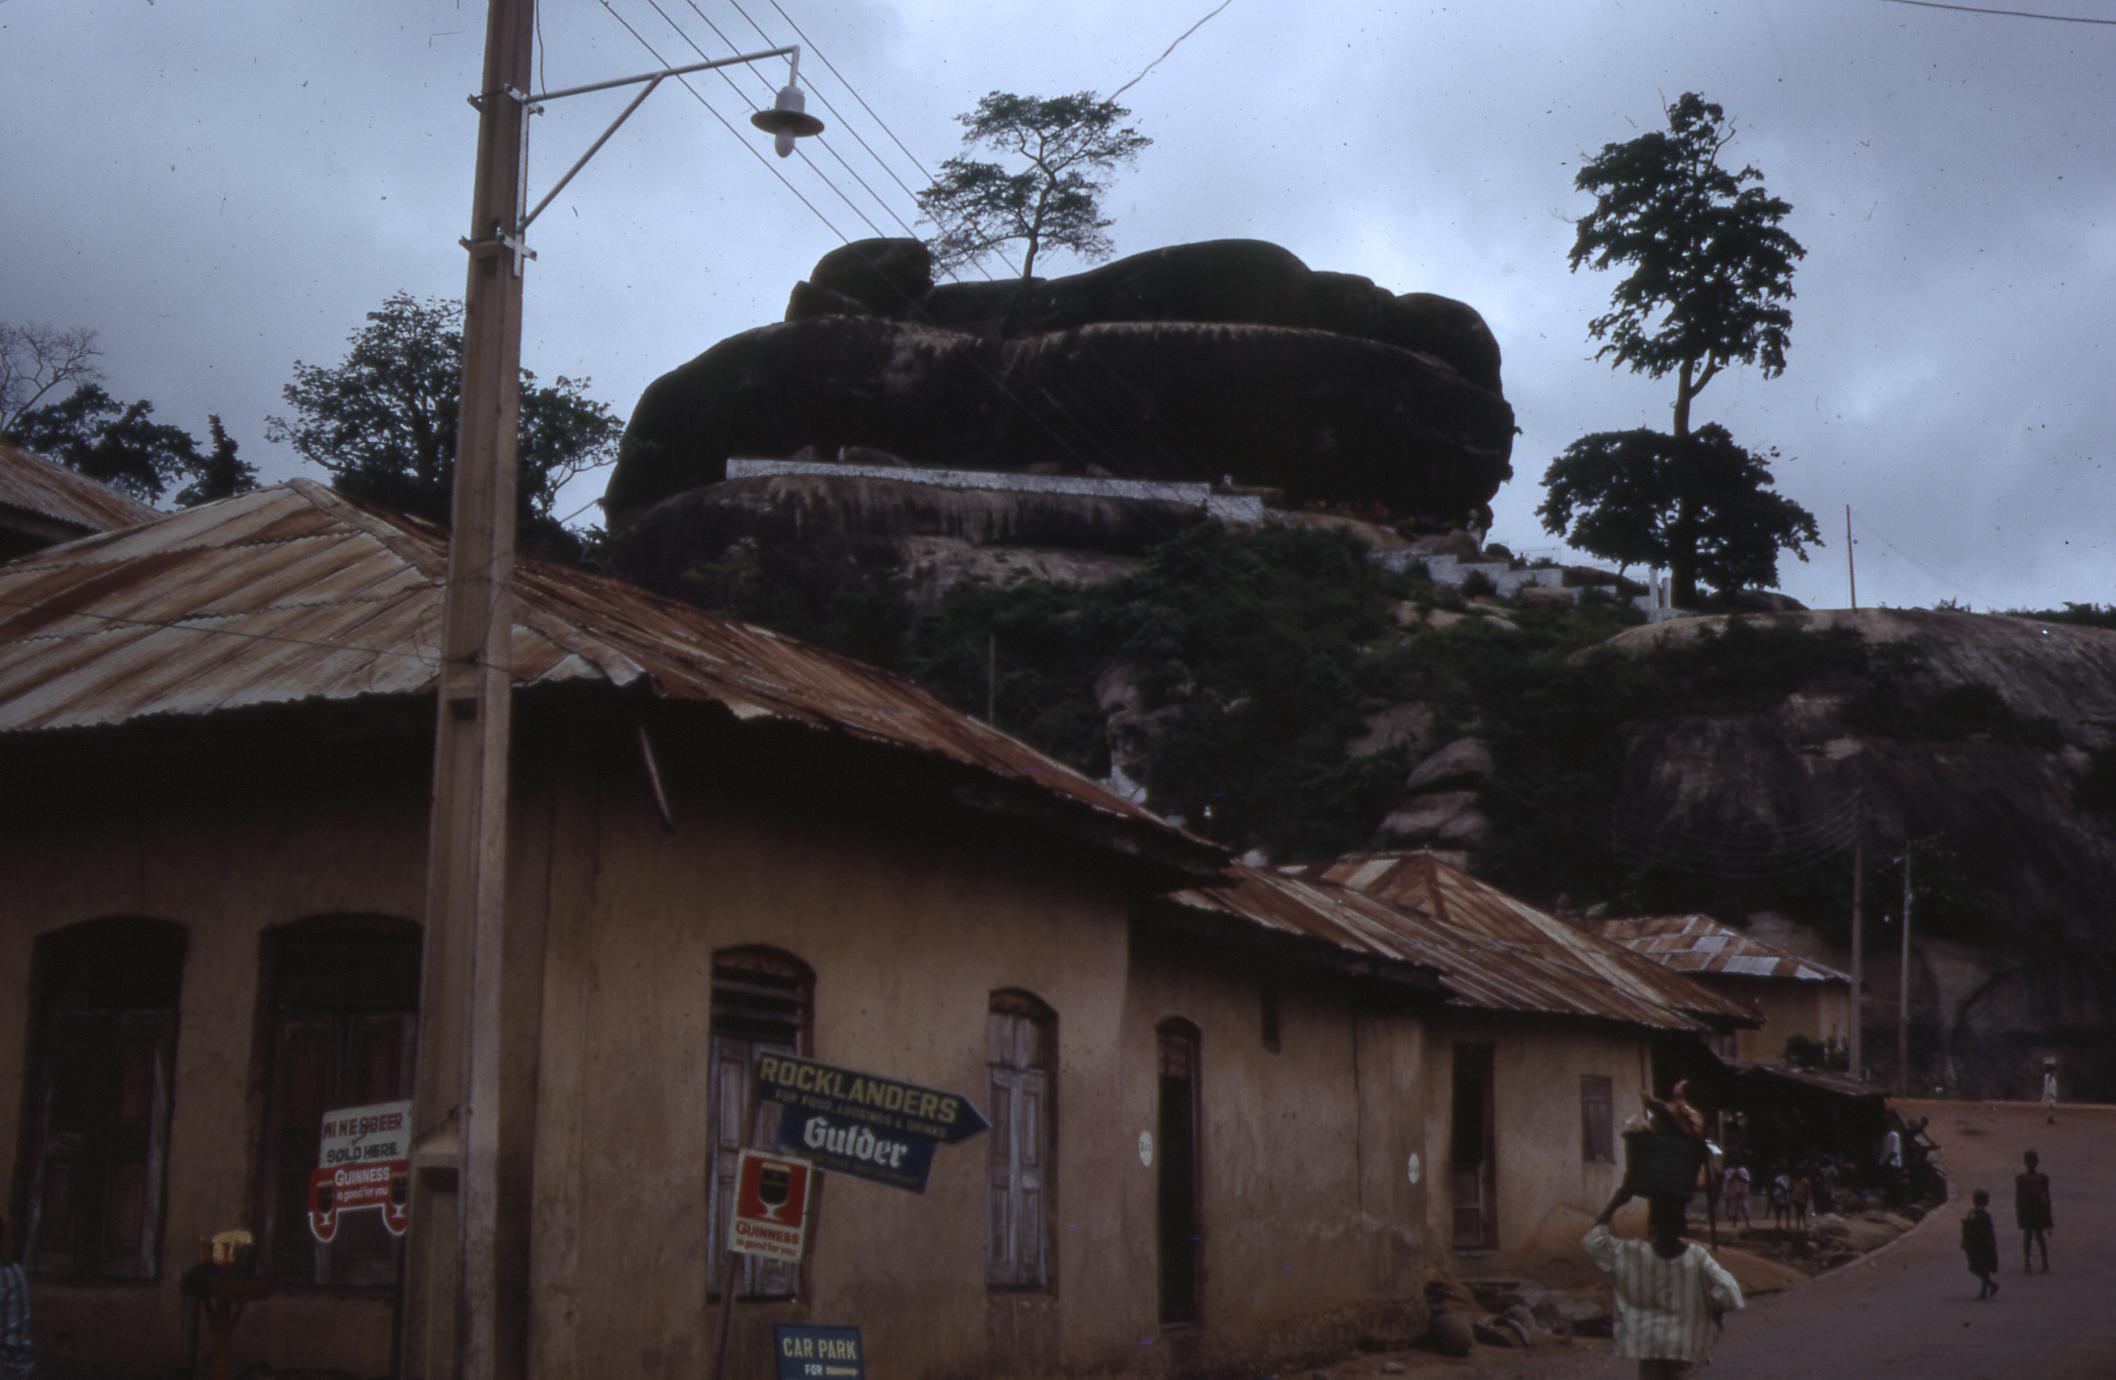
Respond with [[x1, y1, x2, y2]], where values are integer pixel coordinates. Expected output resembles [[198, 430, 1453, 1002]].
[[684, 523, 2116, 1097]]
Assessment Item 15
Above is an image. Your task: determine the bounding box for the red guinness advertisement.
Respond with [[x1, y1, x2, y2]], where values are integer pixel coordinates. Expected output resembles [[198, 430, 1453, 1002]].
[[308, 1162, 410, 1242], [730, 1149, 814, 1264], [307, 1099, 414, 1243]]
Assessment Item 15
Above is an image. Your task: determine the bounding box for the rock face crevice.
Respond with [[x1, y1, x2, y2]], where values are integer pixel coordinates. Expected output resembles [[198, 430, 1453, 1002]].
[[606, 239, 1514, 527]]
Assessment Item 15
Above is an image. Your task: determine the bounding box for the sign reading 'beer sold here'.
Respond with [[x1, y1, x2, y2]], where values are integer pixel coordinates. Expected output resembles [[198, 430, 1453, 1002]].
[[757, 1052, 988, 1192]]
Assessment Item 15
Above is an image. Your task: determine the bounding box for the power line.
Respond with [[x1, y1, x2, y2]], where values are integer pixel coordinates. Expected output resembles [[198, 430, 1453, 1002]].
[[722, 0, 931, 212], [635, 0, 889, 238], [1849, 510, 1989, 606], [1108, 0, 1239, 104], [1874, 0, 2116, 25], [596, 0, 850, 242], [765, 0, 940, 184]]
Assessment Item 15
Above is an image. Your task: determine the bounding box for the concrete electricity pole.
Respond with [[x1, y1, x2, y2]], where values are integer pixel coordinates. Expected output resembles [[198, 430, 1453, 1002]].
[[1897, 843, 1914, 1095], [405, 7, 820, 1374], [1849, 833, 1864, 1078], [404, 0, 534, 1376]]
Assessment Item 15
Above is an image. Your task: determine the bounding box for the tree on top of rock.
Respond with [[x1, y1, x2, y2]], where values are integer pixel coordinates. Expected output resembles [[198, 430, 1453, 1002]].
[[1543, 93, 1817, 605], [916, 91, 1151, 285]]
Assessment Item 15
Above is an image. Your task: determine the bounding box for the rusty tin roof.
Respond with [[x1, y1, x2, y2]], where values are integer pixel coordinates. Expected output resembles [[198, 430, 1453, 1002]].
[[0, 481, 1216, 866], [1591, 914, 1853, 985], [1275, 852, 1762, 1030], [1173, 857, 1749, 1032], [0, 441, 159, 536]]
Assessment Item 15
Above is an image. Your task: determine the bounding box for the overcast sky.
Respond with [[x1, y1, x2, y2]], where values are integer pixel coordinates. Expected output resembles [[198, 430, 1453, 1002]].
[[3, 0, 2110, 613]]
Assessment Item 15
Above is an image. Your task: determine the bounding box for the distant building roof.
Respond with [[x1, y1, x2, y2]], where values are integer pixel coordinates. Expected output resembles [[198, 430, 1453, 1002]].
[[0, 480, 1218, 873], [1267, 852, 1762, 1031], [0, 440, 159, 547], [1590, 914, 1852, 986]]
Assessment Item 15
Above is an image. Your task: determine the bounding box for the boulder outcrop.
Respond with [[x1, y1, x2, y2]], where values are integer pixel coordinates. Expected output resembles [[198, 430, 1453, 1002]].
[[606, 239, 1514, 526]]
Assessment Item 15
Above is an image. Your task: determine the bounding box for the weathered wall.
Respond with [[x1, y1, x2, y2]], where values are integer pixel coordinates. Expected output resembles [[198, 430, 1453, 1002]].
[[0, 732, 435, 1380], [1421, 1016, 1645, 1275], [526, 721, 1434, 1380], [4, 706, 1448, 1380], [1718, 978, 1851, 1064], [1116, 931, 1430, 1375]]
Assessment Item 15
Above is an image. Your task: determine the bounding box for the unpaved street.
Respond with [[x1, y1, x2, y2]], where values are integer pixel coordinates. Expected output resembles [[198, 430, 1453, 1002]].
[[1474, 1099, 2114, 1380]]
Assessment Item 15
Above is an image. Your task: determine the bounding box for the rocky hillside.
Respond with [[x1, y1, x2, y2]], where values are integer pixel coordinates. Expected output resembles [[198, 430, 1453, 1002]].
[[1584, 609, 2116, 1099], [630, 519, 2116, 1099]]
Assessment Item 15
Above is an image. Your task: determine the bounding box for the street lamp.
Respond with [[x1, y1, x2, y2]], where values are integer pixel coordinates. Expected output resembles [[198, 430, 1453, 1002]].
[[409, 9, 823, 1379]]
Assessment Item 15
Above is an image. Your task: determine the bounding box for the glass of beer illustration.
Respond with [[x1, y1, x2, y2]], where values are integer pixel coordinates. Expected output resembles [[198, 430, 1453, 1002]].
[[757, 1162, 793, 1222]]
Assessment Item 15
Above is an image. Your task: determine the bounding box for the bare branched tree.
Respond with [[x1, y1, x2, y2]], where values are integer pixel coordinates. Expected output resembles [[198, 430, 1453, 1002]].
[[0, 322, 104, 436]]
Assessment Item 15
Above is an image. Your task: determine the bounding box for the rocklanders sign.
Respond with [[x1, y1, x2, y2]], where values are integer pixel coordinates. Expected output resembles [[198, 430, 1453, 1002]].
[[758, 1053, 987, 1193]]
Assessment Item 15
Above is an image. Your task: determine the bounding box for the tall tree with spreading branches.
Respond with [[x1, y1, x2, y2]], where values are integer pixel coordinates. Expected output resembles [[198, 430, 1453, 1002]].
[[916, 91, 1151, 285], [267, 292, 621, 556], [1544, 93, 1816, 604], [0, 322, 103, 436]]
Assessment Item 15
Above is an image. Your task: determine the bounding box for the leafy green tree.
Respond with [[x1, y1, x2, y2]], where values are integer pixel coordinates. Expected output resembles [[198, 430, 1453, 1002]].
[[175, 415, 258, 507], [4, 382, 244, 506], [266, 292, 621, 553], [1548, 93, 1814, 604], [915, 91, 1151, 283], [1540, 424, 1821, 593]]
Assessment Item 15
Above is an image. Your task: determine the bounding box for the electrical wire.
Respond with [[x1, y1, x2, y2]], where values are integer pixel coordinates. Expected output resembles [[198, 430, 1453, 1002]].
[[765, 0, 940, 184], [596, 0, 850, 242], [633, 0, 888, 238], [1873, 0, 2116, 25]]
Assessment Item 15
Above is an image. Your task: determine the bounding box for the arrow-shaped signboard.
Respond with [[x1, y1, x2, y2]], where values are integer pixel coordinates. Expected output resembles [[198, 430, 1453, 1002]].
[[757, 1052, 988, 1192]]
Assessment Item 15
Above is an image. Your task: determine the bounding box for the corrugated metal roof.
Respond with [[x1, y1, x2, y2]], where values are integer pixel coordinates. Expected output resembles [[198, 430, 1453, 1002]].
[[1592, 914, 1852, 985], [0, 441, 160, 536], [1279, 852, 1761, 1029], [1253, 853, 1760, 1031], [0, 481, 1216, 864]]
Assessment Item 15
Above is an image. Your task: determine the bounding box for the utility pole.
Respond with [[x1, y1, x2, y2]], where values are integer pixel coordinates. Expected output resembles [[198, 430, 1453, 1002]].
[[407, 1, 533, 1377], [1845, 504, 1857, 612], [1849, 833, 1864, 1078], [1897, 843, 1914, 1096], [403, 15, 819, 1376]]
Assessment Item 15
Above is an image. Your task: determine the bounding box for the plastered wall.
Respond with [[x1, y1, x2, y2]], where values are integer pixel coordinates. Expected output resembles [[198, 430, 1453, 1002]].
[[1421, 1015, 1646, 1274]]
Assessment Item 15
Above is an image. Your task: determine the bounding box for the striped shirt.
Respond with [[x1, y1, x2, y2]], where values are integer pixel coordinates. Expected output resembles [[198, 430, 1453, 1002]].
[[1581, 1224, 1744, 1364], [0, 1260, 34, 1379]]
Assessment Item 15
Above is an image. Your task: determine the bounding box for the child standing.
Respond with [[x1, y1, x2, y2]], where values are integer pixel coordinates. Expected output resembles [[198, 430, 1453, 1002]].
[[2015, 1150, 2053, 1273], [1721, 1164, 1751, 1226], [1961, 1189, 2000, 1300]]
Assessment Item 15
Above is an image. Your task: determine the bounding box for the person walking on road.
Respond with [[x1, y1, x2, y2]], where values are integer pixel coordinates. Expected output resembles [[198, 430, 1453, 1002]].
[[2015, 1150, 2054, 1273], [2040, 1059, 2059, 1124], [1960, 1188, 2000, 1300], [1584, 1185, 1745, 1379]]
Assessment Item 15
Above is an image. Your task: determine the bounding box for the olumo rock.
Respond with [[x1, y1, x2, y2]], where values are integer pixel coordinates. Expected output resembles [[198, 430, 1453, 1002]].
[[609, 238, 1514, 525]]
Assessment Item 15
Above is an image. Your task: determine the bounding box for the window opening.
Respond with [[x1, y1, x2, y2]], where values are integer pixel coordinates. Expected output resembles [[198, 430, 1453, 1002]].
[[255, 917, 419, 1288], [22, 918, 186, 1280], [1156, 1019, 1201, 1324], [706, 948, 812, 1300], [986, 991, 1054, 1290]]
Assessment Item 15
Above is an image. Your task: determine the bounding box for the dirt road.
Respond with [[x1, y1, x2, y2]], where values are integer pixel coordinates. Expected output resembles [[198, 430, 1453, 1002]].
[[1474, 1099, 2114, 1380]]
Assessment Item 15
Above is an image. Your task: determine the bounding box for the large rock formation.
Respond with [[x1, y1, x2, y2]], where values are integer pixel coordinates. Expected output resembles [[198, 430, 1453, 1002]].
[[605, 239, 1514, 526], [1592, 609, 2116, 1098]]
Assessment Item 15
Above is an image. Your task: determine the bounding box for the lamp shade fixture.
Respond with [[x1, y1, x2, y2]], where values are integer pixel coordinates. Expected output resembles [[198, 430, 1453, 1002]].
[[752, 84, 824, 157]]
